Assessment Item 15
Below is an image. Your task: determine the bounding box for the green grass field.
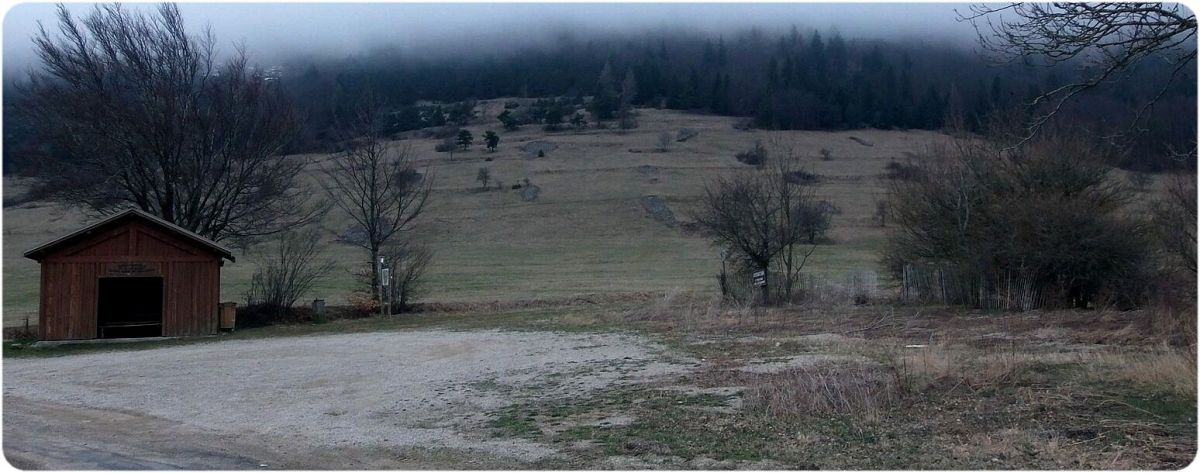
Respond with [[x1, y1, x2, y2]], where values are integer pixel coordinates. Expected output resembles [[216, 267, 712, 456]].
[[2, 104, 952, 326]]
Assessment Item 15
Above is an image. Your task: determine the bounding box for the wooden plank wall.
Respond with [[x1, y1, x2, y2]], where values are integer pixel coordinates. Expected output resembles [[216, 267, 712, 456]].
[[38, 220, 222, 340]]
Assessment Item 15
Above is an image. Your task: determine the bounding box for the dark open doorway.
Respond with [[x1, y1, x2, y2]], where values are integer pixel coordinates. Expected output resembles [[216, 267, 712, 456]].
[[97, 277, 163, 338]]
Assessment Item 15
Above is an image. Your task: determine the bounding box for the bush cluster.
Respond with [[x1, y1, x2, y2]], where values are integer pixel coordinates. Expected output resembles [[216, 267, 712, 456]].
[[882, 134, 1150, 309]]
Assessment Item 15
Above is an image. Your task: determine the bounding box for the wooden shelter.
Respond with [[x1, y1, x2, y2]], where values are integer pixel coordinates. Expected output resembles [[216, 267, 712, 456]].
[[24, 209, 234, 340]]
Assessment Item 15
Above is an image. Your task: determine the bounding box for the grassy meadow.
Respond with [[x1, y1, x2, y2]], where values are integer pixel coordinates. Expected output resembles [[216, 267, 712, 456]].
[[4, 103, 965, 326]]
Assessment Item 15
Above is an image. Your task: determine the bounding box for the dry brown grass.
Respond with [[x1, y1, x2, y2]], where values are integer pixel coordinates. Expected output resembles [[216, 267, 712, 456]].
[[899, 343, 1081, 390], [743, 362, 900, 424], [1088, 347, 1198, 399], [942, 427, 1137, 469]]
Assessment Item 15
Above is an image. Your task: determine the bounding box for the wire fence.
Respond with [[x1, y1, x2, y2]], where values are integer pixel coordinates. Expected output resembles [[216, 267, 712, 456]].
[[900, 263, 1052, 311], [720, 269, 879, 306]]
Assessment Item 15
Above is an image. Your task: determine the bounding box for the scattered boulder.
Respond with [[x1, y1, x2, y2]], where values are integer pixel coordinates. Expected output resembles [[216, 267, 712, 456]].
[[521, 184, 542, 201], [848, 136, 874, 147], [639, 195, 676, 227], [675, 128, 699, 142], [522, 141, 558, 158]]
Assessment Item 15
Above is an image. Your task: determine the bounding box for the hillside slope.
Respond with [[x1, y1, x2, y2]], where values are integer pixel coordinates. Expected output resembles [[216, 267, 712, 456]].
[[2, 105, 950, 326]]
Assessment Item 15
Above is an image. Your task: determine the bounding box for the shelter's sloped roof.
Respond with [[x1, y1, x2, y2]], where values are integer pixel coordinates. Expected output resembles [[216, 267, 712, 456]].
[[23, 209, 235, 262]]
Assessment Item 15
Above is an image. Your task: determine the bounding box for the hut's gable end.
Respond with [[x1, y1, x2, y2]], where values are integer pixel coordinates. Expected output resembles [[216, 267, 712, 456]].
[[61, 228, 132, 258], [133, 225, 205, 258], [46, 221, 211, 263], [25, 209, 234, 263]]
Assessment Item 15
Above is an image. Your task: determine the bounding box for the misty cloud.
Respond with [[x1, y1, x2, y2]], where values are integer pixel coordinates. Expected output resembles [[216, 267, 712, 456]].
[[4, 2, 979, 76]]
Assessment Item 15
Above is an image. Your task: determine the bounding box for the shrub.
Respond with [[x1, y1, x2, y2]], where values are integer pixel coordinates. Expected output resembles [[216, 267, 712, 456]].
[[383, 240, 433, 312], [569, 113, 588, 130], [883, 159, 922, 180], [243, 228, 335, 323], [735, 141, 769, 166], [733, 117, 755, 130], [783, 169, 821, 185], [883, 134, 1150, 309]]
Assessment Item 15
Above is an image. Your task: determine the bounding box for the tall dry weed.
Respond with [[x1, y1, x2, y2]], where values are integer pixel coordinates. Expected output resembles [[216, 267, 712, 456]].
[[744, 363, 899, 424], [1089, 347, 1197, 398]]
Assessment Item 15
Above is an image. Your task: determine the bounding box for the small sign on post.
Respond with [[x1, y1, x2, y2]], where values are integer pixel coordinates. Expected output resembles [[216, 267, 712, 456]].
[[753, 270, 767, 287], [377, 257, 386, 317], [381, 268, 391, 287]]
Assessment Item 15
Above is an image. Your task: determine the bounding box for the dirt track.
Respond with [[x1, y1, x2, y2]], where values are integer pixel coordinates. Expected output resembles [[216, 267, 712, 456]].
[[3, 329, 692, 469]]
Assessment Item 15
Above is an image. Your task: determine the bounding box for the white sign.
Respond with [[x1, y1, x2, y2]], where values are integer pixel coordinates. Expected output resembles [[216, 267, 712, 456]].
[[381, 268, 391, 287], [753, 270, 767, 287]]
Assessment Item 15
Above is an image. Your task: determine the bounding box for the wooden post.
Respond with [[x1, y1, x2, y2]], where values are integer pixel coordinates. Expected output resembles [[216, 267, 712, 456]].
[[760, 267, 769, 305], [312, 299, 326, 323]]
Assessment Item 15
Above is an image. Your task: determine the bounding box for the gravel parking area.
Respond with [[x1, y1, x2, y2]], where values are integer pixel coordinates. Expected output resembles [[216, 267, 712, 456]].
[[3, 329, 693, 468]]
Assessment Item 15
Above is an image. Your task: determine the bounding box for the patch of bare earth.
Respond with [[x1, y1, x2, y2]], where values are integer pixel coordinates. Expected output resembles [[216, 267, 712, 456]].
[[3, 328, 694, 468]]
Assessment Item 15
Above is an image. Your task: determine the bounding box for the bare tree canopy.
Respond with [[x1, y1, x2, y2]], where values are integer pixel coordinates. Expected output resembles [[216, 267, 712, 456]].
[[322, 89, 433, 302], [21, 3, 324, 241], [692, 157, 826, 302], [962, 2, 1197, 144]]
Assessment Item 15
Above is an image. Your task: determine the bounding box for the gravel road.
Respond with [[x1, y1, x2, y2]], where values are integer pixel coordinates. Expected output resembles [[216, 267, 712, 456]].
[[3, 328, 693, 469]]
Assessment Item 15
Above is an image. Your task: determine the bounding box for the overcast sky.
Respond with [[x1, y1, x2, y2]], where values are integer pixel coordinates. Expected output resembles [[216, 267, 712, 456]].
[[4, 2, 980, 75]]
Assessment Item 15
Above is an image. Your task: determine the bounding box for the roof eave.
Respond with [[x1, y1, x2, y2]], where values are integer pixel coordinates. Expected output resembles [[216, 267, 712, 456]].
[[22, 209, 236, 263]]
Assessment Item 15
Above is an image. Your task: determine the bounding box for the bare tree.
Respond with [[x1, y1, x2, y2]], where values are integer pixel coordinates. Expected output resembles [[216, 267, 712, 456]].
[[693, 158, 822, 303], [244, 228, 336, 318], [961, 3, 1196, 145], [1153, 172, 1197, 274], [21, 4, 324, 241], [322, 92, 433, 305], [657, 132, 673, 152], [477, 167, 491, 190]]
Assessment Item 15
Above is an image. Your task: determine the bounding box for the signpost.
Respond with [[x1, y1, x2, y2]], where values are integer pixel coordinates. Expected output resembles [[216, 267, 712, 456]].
[[381, 267, 391, 316], [377, 257, 386, 316], [753, 269, 768, 304]]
